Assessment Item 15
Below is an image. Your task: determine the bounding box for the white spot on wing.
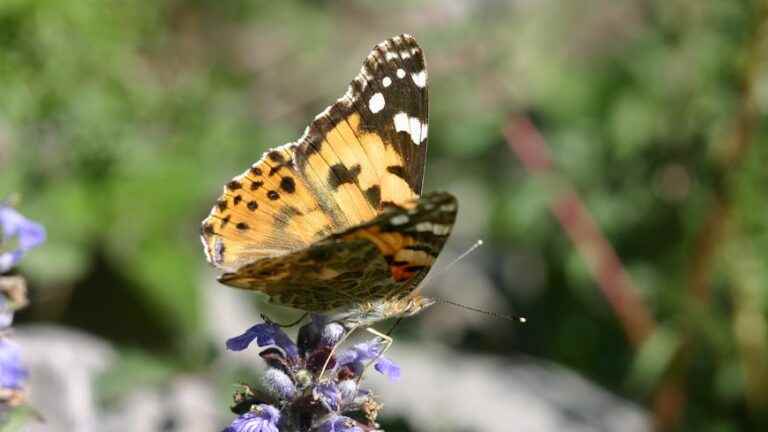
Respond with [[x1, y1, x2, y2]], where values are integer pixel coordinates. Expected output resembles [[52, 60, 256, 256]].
[[393, 112, 427, 145], [394, 112, 409, 133], [390, 214, 409, 225], [368, 92, 385, 114], [411, 70, 427, 88], [415, 222, 433, 232], [382, 76, 392, 87], [432, 224, 452, 235], [409, 116, 422, 146], [397, 69, 406, 79]]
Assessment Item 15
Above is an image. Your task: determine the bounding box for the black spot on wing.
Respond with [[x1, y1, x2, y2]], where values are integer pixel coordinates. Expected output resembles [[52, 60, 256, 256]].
[[268, 151, 285, 163], [364, 185, 381, 208], [328, 164, 362, 190], [280, 177, 296, 193], [386, 165, 407, 181], [403, 244, 438, 256]]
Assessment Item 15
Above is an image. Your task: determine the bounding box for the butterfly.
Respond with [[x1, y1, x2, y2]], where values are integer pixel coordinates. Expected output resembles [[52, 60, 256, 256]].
[[201, 34, 457, 328]]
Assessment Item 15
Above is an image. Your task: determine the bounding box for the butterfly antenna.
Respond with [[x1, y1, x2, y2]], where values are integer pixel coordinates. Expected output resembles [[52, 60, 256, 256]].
[[435, 299, 527, 323], [419, 239, 484, 290], [443, 239, 484, 274]]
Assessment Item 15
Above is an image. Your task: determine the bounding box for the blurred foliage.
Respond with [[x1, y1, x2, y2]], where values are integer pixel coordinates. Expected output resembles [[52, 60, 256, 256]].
[[1, 0, 768, 430]]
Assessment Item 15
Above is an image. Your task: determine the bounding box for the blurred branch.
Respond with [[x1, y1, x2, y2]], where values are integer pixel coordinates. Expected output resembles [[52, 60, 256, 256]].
[[503, 116, 655, 347], [653, 2, 768, 430]]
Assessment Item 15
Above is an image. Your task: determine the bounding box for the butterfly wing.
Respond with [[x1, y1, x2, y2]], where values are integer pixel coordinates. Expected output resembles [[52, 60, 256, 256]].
[[201, 34, 430, 272], [218, 192, 457, 312]]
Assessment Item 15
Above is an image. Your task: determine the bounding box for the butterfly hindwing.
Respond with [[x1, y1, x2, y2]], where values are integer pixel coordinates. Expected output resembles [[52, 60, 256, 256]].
[[202, 34, 430, 273], [218, 192, 458, 311]]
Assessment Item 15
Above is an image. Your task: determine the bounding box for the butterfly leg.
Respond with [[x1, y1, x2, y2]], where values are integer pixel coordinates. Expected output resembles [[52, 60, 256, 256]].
[[260, 312, 309, 328], [318, 323, 359, 381], [356, 327, 393, 384]]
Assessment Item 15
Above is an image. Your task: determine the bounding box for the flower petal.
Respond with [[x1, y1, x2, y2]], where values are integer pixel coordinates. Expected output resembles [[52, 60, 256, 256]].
[[262, 368, 296, 400], [337, 379, 358, 405], [226, 323, 298, 359], [0, 296, 13, 329], [0, 339, 27, 390], [374, 356, 401, 381], [320, 323, 345, 347], [315, 415, 363, 432], [314, 382, 340, 412], [336, 339, 400, 380], [0, 251, 22, 274], [0, 207, 46, 251], [223, 404, 280, 432], [337, 340, 381, 366]]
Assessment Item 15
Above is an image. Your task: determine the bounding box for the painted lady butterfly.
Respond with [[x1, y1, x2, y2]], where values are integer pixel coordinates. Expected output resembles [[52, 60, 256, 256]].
[[201, 34, 457, 328]]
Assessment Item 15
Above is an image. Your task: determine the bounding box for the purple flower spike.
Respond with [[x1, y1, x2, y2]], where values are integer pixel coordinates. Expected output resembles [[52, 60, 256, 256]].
[[0, 206, 46, 273], [0, 339, 27, 390], [224, 404, 280, 432], [225, 319, 394, 429], [226, 323, 298, 359], [316, 415, 363, 432]]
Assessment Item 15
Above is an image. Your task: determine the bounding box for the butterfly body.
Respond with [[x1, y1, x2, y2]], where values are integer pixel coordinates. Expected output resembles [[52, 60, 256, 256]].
[[201, 34, 456, 325]]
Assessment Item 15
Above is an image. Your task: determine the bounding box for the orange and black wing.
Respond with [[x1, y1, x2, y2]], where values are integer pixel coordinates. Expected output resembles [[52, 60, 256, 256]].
[[201, 34, 430, 272], [218, 192, 457, 312]]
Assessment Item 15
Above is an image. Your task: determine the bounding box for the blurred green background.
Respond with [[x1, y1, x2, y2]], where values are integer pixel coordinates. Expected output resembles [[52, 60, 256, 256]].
[[2, 0, 768, 430]]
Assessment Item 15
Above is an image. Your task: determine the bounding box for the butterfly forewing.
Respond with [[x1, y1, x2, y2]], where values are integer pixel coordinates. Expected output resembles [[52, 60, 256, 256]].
[[202, 34, 430, 272]]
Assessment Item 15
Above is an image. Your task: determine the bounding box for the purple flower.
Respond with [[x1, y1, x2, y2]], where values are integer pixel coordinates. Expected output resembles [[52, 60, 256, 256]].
[[262, 368, 296, 400], [227, 323, 298, 359], [321, 323, 345, 347], [0, 296, 13, 329], [314, 382, 341, 412], [224, 404, 280, 432], [0, 339, 27, 390], [0, 206, 45, 273], [337, 340, 401, 381], [337, 379, 358, 405], [315, 415, 363, 432]]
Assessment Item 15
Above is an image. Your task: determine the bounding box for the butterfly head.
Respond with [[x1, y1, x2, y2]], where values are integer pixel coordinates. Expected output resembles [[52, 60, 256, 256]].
[[398, 294, 437, 318], [333, 294, 436, 329]]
